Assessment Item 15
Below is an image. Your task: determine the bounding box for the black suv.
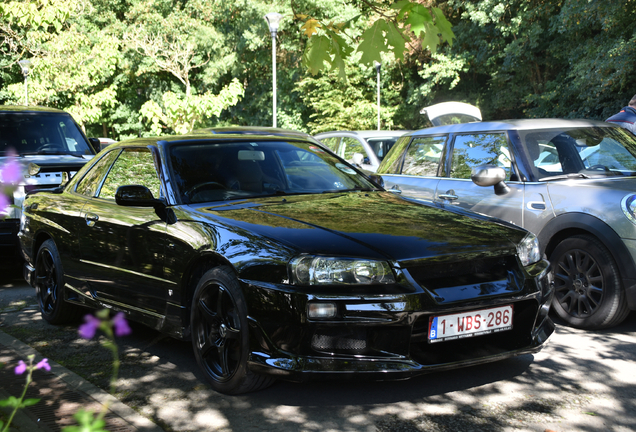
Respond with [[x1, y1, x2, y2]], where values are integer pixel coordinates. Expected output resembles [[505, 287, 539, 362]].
[[0, 106, 97, 257]]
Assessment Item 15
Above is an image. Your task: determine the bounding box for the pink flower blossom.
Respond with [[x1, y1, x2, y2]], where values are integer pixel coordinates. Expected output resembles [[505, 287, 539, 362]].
[[78, 314, 102, 339], [35, 358, 51, 372], [14, 360, 27, 375], [0, 159, 22, 184], [112, 312, 131, 337]]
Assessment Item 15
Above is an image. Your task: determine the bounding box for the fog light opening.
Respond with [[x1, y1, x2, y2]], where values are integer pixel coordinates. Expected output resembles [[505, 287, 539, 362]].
[[308, 302, 337, 319]]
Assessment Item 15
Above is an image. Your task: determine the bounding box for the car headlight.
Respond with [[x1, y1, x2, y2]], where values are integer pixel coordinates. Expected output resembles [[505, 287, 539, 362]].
[[621, 194, 636, 225], [517, 232, 541, 266], [289, 255, 396, 286]]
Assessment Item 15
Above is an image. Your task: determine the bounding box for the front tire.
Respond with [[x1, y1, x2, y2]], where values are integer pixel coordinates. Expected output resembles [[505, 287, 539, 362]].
[[190, 266, 275, 394], [35, 239, 83, 324], [550, 235, 630, 329]]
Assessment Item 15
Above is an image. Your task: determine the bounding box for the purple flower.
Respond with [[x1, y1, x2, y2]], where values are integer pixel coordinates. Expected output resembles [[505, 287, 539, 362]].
[[0, 159, 22, 184], [14, 360, 27, 375], [112, 312, 131, 337], [0, 193, 8, 213], [78, 314, 102, 339], [35, 358, 51, 372]]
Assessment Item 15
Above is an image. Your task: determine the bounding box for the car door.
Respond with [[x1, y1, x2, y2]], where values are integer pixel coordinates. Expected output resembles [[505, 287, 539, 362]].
[[340, 136, 377, 171], [434, 132, 527, 227], [379, 135, 446, 202], [77, 147, 170, 314]]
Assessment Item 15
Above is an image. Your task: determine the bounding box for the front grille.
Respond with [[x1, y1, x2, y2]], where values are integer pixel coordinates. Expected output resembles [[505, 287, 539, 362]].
[[407, 255, 518, 291], [311, 328, 367, 352]]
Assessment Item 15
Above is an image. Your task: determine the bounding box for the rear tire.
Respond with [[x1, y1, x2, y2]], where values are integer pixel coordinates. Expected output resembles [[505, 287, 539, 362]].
[[549, 235, 630, 329], [35, 239, 83, 324], [190, 266, 275, 394]]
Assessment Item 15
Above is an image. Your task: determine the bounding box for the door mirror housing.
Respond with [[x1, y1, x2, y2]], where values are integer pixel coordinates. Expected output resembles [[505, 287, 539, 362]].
[[471, 165, 510, 196], [352, 152, 365, 167], [115, 185, 165, 208]]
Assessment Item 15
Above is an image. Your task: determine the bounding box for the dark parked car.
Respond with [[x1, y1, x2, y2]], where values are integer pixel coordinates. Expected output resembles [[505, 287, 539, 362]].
[[0, 105, 97, 257], [19, 132, 554, 394], [377, 118, 636, 330]]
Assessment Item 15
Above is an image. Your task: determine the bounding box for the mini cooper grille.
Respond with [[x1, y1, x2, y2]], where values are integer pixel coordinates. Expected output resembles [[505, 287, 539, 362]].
[[407, 255, 518, 291]]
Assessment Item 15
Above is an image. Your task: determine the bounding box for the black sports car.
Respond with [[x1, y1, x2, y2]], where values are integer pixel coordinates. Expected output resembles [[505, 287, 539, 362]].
[[18, 133, 554, 394]]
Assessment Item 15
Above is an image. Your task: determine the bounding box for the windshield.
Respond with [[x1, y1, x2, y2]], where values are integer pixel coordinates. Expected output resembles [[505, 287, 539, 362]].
[[520, 127, 636, 180], [0, 112, 92, 157], [169, 140, 379, 203]]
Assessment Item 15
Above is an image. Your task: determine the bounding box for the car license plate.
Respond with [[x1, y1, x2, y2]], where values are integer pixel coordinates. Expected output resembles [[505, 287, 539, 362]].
[[428, 305, 513, 343]]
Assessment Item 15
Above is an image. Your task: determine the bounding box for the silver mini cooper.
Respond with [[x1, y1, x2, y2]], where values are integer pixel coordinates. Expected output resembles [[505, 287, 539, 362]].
[[377, 118, 636, 329]]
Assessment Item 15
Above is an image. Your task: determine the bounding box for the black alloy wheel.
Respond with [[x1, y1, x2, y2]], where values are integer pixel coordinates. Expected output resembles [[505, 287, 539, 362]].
[[190, 267, 275, 394], [35, 239, 82, 324], [550, 235, 630, 329]]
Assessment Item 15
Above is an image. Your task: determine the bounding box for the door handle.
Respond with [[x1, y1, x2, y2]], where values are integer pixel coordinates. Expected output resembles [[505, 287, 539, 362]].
[[85, 213, 99, 226], [438, 190, 458, 201]]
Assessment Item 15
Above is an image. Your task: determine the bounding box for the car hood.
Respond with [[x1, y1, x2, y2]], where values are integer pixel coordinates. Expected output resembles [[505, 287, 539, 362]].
[[192, 192, 526, 264]]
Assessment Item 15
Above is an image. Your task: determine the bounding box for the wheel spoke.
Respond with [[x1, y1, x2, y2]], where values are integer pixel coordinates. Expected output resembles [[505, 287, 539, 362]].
[[217, 345, 231, 377], [197, 296, 219, 327]]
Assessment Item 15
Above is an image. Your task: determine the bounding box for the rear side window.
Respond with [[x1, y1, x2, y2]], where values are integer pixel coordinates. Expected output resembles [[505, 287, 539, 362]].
[[377, 135, 411, 174], [450, 133, 511, 179], [319, 137, 340, 151], [341, 137, 365, 161], [402, 136, 447, 176]]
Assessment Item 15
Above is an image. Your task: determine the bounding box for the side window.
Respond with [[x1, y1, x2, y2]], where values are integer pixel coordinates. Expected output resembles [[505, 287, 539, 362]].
[[450, 133, 511, 179], [341, 137, 366, 161], [319, 137, 340, 152], [377, 135, 411, 174], [98, 148, 161, 200], [402, 136, 447, 176], [75, 150, 120, 197]]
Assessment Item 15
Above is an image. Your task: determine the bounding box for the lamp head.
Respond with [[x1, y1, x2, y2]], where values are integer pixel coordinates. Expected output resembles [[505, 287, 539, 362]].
[[264, 12, 283, 36], [19, 59, 32, 77]]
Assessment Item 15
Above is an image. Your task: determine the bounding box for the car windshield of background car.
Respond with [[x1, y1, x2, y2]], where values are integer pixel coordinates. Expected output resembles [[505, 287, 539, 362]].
[[366, 136, 401, 160], [169, 140, 377, 203], [520, 127, 636, 179], [0, 113, 92, 156], [450, 133, 512, 179]]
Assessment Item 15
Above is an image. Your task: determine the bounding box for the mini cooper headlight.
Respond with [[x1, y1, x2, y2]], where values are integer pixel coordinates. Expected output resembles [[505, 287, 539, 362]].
[[517, 232, 541, 266], [289, 256, 396, 286]]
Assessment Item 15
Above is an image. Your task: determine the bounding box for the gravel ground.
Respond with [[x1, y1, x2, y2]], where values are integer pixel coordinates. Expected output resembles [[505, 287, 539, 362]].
[[2, 268, 636, 432]]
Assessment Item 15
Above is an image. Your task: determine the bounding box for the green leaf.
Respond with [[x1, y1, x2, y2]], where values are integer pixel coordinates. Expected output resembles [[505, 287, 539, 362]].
[[432, 7, 455, 45], [385, 22, 408, 60], [303, 35, 333, 75], [0, 396, 20, 408], [421, 21, 439, 54], [358, 19, 390, 65], [21, 398, 41, 407]]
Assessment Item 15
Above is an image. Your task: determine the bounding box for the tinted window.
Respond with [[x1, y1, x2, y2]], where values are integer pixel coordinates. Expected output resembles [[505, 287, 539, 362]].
[[0, 112, 92, 156], [402, 136, 446, 176], [98, 148, 161, 200], [75, 150, 120, 197], [169, 140, 376, 203], [450, 133, 511, 179]]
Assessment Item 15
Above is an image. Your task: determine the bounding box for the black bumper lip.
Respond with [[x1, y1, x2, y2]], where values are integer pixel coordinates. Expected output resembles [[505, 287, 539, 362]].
[[247, 316, 554, 382]]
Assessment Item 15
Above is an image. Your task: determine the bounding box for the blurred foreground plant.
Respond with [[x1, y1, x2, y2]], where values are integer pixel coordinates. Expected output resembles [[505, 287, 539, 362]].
[[0, 309, 131, 432], [0, 155, 22, 216]]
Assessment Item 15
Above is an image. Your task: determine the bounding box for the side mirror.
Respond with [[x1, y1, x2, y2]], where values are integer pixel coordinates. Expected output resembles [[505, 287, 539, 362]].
[[88, 138, 101, 154], [352, 152, 365, 167], [367, 174, 384, 188], [471, 164, 510, 196], [115, 185, 165, 208]]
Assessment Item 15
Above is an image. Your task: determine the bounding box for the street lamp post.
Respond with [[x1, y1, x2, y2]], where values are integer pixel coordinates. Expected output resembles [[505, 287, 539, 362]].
[[374, 61, 381, 131], [19, 59, 32, 106], [264, 12, 282, 128]]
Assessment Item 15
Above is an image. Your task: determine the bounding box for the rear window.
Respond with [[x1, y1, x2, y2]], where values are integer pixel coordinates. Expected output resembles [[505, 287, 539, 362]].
[[0, 112, 92, 156]]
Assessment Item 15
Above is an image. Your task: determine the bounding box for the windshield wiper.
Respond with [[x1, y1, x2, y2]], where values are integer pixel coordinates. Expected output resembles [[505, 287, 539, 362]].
[[539, 173, 591, 181]]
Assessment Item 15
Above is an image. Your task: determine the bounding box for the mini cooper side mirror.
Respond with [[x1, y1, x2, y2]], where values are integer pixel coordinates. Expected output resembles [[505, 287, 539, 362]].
[[471, 164, 510, 196]]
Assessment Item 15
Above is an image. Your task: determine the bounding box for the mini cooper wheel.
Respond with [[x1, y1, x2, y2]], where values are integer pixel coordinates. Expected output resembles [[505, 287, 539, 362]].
[[190, 267, 275, 394], [550, 235, 630, 329], [35, 239, 82, 324]]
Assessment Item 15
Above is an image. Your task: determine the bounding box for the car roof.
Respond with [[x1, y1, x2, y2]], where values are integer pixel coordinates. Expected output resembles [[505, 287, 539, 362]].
[[409, 118, 616, 136], [0, 105, 70, 114], [107, 133, 315, 149], [315, 130, 410, 139]]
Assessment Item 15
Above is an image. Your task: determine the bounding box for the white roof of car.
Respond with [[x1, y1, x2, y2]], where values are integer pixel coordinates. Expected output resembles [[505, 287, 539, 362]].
[[420, 102, 482, 122]]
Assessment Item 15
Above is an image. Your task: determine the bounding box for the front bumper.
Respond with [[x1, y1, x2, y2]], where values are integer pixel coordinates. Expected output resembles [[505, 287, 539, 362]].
[[243, 260, 555, 381]]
